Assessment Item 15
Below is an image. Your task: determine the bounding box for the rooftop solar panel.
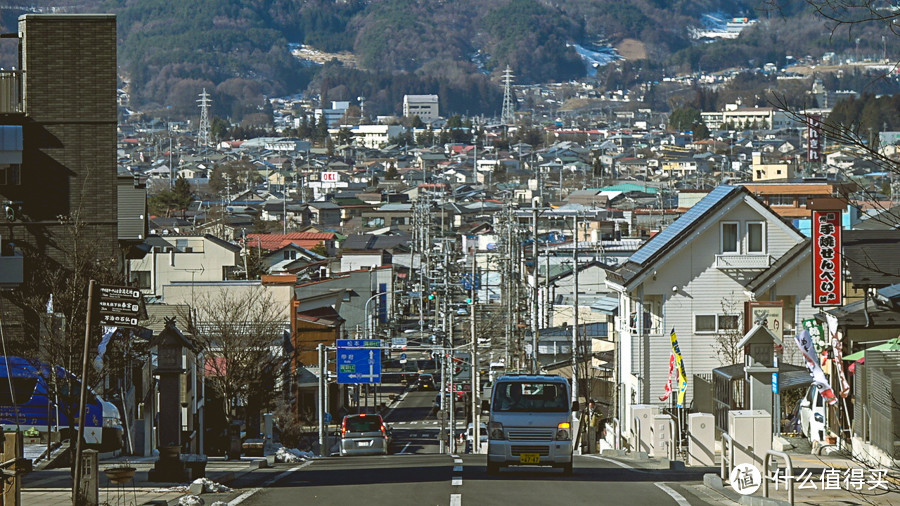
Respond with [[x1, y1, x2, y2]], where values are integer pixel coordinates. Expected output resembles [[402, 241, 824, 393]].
[[628, 185, 741, 266]]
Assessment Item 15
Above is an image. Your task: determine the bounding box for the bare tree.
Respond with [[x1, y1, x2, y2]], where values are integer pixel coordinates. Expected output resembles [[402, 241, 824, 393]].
[[11, 210, 127, 459], [180, 286, 289, 433], [712, 294, 745, 366]]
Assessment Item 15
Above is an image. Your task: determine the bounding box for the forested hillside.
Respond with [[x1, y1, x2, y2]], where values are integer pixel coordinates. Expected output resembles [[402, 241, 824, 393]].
[[0, 0, 890, 122]]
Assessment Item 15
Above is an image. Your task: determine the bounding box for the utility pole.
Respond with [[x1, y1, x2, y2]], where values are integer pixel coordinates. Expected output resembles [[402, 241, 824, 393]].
[[471, 301, 479, 453], [572, 213, 579, 423], [532, 203, 539, 373]]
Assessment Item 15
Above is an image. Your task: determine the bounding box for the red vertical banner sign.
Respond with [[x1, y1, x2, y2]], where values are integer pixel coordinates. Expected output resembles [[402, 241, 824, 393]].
[[812, 210, 842, 307], [807, 115, 823, 163]]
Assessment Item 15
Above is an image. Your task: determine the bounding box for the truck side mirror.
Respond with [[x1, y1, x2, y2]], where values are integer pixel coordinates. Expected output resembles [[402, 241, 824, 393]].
[[571, 401, 579, 412]]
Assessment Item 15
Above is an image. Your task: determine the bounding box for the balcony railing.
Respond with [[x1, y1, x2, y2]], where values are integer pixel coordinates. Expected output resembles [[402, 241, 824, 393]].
[[0, 70, 23, 114], [715, 254, 772, 270]]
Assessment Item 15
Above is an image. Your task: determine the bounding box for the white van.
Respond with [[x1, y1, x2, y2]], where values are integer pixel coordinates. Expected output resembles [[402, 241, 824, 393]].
[[799, 385, 827, 443], [484, 375, 577, 474]]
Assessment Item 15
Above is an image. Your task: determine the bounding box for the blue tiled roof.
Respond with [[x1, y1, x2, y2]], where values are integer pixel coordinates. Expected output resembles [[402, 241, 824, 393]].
[[628, 185, 742, 266]]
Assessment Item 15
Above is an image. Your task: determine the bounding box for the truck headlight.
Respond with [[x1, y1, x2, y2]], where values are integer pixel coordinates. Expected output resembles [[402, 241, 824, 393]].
[[555, 422, 571, 441], [489, 422, 504, 440]]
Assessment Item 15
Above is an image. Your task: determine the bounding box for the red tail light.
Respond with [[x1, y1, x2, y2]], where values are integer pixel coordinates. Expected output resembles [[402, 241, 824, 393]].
[[341, 417, 347, 436]]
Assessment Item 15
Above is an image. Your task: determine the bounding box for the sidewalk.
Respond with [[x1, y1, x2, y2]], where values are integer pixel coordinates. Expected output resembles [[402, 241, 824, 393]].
[[22, 454, 274, 506], [599, 442, 900, 505]]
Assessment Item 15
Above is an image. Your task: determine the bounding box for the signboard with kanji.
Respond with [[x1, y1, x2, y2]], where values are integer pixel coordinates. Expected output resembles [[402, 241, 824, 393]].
[[743, 300, 783, 339], [96, 284, 142, 328], [811, 210, 842, 307], [336, 339, 382, 384], [806, 115, 823, 163]]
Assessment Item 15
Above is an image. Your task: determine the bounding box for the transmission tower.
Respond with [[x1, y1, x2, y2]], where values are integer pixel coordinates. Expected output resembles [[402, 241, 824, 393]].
[[197, 88, 212, 148], [500, 65, 515, 126]]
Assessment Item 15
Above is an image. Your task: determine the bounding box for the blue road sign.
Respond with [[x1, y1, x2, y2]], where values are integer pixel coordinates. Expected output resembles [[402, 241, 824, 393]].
[[400, 353, 407, 360], [324, 412, 332, 424], [337, 339, 382, 384]]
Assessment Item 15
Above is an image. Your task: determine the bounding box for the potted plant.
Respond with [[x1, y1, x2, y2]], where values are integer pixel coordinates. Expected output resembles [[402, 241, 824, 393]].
[[103, 462, 137, 484]]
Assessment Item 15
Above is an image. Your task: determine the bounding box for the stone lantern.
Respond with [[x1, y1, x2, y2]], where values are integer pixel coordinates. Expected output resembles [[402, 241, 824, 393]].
[[148, 317, 193, 482], [737, 324, 783, 414]]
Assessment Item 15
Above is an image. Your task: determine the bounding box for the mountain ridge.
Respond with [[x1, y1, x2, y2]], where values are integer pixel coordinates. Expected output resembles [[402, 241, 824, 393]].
[[0, 0, 887, 121]]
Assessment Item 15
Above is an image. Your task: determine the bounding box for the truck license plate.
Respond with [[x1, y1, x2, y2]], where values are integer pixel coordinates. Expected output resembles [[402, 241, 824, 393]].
[[519, 453, 540, 464], [357, 440, 372, 447]]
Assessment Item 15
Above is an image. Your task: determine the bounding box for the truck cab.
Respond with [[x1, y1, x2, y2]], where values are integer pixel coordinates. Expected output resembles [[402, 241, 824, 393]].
[[483, 374, 577, 475]]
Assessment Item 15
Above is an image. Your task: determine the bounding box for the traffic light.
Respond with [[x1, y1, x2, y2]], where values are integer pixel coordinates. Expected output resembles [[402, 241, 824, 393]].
[[428, 291, 437, 300], [465, 297, 472, 304]]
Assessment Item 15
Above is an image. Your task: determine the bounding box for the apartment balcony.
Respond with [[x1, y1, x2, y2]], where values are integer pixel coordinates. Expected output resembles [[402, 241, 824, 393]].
[[715, 254, 772, 270], [0, 70, 23, 114]]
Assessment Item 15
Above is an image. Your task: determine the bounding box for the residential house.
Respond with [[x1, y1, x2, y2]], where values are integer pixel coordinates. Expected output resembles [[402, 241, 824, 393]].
[[607, 185, 817, 444], [129, 235, 243, 297], [306, 201, 342, 228], [749, 151, 796, 181], [246, 232, 338, 257], [294, 266, 396, 341]]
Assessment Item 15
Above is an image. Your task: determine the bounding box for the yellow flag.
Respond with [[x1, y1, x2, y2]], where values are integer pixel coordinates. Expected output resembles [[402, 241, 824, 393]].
[[670, 329, 688, 408]]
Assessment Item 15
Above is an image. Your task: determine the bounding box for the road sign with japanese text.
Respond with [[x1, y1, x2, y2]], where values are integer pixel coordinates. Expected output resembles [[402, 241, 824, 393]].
[[336, 339, 382, 384]]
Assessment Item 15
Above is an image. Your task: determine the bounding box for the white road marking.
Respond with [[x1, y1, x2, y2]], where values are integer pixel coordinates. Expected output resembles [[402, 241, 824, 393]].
[[453, 465, 463, 472], [402, 442, 411, 453], [228, 461, 312, 505], [454, 459, 463, 464], [452, 477, 463, 486], [584, 455, 654, 473], [655, 483, 691, 506], [450, 493, 462, 506]]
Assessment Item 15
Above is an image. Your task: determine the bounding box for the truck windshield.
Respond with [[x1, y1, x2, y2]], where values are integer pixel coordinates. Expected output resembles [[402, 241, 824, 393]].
[[493, 382, 567, 412]]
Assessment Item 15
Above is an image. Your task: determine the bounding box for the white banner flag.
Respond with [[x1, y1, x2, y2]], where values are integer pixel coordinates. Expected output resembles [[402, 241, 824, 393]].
[[794, 329, 837, 405]]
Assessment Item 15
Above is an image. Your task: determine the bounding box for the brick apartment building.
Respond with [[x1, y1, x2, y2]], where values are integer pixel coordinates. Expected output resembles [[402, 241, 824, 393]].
[[0, 14, 144, 347]]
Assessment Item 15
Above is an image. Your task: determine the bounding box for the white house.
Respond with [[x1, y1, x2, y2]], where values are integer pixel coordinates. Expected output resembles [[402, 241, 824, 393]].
[[352, 124, 406, 149], [129, 235, 243, 297], [606, 185, 817, 443]]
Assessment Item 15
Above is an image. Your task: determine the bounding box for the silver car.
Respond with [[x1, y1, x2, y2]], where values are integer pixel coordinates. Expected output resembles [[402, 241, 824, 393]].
[[339, 414, 391, 456]]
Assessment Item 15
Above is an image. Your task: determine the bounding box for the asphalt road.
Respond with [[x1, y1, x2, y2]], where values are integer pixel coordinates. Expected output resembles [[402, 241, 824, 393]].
[[237, 453, 726, 506], [236, 380, 728, 506]]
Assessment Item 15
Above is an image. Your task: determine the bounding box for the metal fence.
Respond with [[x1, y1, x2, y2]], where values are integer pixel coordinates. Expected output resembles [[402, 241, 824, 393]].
[[855, 350, 900, 459]]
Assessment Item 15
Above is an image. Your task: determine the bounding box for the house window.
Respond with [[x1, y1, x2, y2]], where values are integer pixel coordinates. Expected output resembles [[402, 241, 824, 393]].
[[695, 313, 740, 333], [747, 222, 765, 254], [721, 222, 739, 253], [0, 164, 21, 185], [131, 270, 150, 289]]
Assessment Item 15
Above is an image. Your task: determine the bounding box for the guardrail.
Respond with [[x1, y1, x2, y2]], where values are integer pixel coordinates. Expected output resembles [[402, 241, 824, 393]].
[[763, 449, 794, 505], [720, 432, 734, 481]]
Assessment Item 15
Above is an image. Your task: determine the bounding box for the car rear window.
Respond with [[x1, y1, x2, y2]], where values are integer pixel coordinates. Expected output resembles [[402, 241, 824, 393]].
[[346, 416, 382, 432]]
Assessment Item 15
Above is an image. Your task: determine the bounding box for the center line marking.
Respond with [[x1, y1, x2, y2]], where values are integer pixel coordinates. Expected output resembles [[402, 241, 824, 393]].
[[450, 493, 461, 506], [452, 477, 462, 486]]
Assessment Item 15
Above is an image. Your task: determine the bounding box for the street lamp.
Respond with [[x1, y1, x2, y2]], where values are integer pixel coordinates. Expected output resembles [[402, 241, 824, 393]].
[[364, 290, 402, 341]]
